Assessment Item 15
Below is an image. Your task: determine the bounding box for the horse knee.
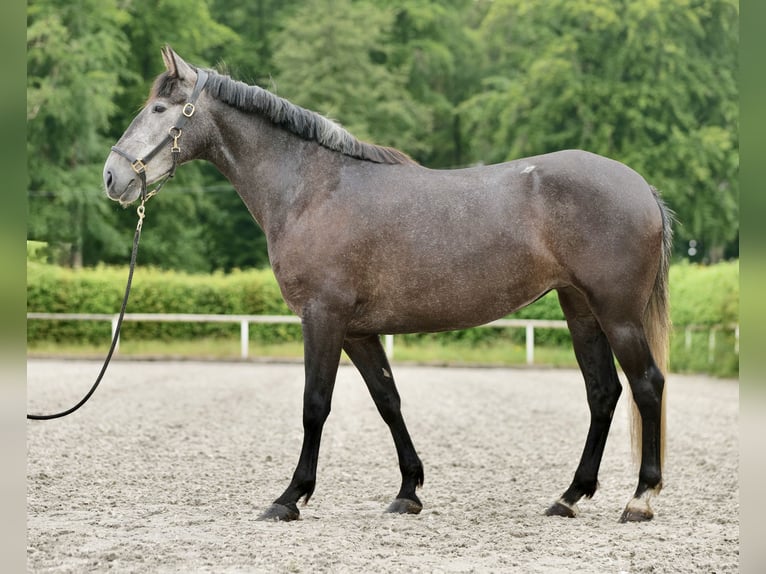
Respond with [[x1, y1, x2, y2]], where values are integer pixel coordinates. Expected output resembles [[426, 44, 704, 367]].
[[303, 389, 332, 428]]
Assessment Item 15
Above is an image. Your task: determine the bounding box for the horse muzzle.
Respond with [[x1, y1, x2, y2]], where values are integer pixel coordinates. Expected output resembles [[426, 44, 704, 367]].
[[103, 161, 141, 206]]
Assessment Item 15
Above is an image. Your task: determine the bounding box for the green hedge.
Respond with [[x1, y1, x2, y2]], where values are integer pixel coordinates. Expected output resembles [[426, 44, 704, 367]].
[[26, 263, 299, 344], [668, 260, 738, 376], [669, 260, 739, 326], [27, 259, 739, 375]]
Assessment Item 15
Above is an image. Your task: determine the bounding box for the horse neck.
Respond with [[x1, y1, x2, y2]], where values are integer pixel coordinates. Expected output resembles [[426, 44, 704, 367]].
[[205, 104, 341, 236]]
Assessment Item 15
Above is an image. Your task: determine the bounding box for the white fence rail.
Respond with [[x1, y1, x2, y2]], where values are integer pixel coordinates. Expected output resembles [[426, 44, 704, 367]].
[[681, 323, 740, 363], [27, 313, 739, 365], [26, 312, 567, 365]]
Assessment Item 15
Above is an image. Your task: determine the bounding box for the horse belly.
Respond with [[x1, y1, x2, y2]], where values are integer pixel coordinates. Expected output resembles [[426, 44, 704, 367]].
[[348, 248, 558, 335]]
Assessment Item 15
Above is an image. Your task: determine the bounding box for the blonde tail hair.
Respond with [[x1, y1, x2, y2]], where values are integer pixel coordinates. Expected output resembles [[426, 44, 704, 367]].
[[630, 187, 673, 470]]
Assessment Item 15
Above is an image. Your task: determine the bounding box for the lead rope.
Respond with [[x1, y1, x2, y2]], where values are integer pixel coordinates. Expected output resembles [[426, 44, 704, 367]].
[[27, 199, 150, 420]]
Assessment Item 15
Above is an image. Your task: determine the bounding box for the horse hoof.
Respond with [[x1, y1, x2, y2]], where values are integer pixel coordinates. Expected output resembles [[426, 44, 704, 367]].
[[619, 490, 656, 523], [386, 498, 423, 515], [545, 500, 579, 518], [257, 503, 300, 522], [619, 507, 653, 523]]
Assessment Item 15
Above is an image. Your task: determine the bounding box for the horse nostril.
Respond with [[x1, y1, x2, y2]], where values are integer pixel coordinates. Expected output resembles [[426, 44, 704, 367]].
[[105, 170, 114, 189]]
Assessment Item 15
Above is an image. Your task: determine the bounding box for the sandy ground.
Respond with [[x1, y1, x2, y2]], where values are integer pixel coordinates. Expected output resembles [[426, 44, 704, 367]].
[[27, 359, 738, 573]]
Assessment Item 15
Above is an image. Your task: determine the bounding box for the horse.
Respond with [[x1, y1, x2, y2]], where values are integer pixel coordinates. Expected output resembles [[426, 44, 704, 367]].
[[104, 46, 673, 523]]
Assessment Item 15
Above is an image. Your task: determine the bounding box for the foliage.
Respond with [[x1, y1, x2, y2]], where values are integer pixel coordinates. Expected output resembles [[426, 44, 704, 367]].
[[271, 0, 432, 157], [668, 260, 739, 376], [26, 0, 738, 270], [459, 0, 738, 261], [26, 241, 49, 263], [380, 0, 487, 166], [27, 0, 131, 266], [669, 260, 739, 326]]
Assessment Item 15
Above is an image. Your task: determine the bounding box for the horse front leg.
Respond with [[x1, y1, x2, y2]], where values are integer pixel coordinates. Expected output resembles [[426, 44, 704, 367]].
[[343, 334, 424, 514], [258, 304, 346, 521]]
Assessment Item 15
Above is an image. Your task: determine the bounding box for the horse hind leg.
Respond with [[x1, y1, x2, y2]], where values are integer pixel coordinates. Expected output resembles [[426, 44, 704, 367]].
[[602, 320, 665, 523], [546, 287, 622, 518], [343, 334, 424, 514]]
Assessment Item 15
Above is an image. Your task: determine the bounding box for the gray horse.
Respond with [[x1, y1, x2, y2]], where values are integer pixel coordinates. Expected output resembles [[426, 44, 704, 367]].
[[104, 47, 672, 523]]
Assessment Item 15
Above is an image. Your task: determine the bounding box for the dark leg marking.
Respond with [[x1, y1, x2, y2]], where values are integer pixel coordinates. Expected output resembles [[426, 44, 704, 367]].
[[546, 288, 622, 518], [605, 322, 665, 523], [257, 305, 347, 521], [344, 334, 424, 514]]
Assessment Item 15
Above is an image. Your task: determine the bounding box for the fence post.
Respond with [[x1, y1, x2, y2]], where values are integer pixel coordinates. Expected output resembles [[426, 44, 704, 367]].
[[111, 315, 120, 353], [526, 324, 534, 365], [385, 334, 394, 359], [708, 328, 716, 364], [240, 320, 249, 359]]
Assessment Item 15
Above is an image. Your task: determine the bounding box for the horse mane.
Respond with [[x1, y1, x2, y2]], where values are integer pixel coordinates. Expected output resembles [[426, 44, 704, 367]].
[[151, 69, 416, 166]]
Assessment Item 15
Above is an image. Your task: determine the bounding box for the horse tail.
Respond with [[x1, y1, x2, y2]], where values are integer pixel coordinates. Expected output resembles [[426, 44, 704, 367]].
[[630, 186, 673, 469]]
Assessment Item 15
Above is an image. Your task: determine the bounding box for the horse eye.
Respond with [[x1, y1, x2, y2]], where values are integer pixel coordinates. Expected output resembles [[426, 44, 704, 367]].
[[152, 103, 167, 113]]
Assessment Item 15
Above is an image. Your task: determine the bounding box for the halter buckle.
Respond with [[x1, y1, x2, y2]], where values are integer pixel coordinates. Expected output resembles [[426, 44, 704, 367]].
[[169, 127, 182, 153], [182, 103, 195, 117], [131, 159, 147, 174]]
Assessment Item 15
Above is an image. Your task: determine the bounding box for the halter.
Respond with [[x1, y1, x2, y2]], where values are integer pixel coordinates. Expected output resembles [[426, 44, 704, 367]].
[[111, 68, 209, 202]]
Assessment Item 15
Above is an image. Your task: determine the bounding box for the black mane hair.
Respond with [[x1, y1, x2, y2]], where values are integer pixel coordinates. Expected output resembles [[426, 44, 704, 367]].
[[150, 69, 416, 165]]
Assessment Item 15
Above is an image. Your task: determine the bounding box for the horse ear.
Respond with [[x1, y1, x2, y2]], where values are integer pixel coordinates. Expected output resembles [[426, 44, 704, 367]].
[[161, 45, 175, 73], [161, 45, 196, 81]]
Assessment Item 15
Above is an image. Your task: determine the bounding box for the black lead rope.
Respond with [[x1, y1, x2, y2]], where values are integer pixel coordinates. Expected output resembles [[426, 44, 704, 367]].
[[27, 201, 148, 420]]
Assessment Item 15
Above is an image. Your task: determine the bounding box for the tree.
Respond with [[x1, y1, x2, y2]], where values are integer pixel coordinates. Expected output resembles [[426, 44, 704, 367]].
[[27, 0, 267, 271], [387, 0, 486, 167], [27, 0, 131, 266], [208, 0, 304, 82], [100, 0, 267, 272], [270, 0, 432, 159], [460, 0, 738, 261]]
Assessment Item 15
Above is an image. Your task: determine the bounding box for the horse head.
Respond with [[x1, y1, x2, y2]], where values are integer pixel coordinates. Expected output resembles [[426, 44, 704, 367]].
[[103, 46, 209, 206]]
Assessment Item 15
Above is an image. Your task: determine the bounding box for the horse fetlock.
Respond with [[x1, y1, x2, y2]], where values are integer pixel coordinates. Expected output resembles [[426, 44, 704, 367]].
[[296, 480, 316, 505], [638, 471, 663, 492], [581, 480, 599, 500], [568, 474, 599, 500], [409, 462, 425, 488]]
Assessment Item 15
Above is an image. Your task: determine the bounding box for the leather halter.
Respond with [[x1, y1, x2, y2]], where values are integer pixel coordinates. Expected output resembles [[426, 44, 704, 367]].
[[111, 68, 209, 201]]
